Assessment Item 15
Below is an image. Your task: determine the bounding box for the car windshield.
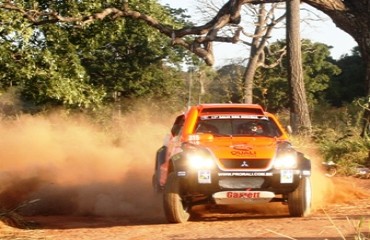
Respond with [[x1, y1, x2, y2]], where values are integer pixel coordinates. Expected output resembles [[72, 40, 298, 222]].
[[195, 116, 282, 137]]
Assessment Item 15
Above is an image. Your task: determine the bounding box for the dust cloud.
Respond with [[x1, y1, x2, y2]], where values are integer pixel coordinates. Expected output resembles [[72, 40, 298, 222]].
[[0, 108, 171, 219], [0, 104, 367, 220], [305, 147, 369, 211]]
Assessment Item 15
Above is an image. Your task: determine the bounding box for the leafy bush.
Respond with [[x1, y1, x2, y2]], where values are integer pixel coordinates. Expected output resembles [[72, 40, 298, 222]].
[[312, 100, 370, 175]]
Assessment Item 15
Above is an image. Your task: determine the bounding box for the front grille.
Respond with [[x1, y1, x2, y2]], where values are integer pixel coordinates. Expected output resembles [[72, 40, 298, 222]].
[[219, 158, 271, 170], [219, 177, 264, 189]]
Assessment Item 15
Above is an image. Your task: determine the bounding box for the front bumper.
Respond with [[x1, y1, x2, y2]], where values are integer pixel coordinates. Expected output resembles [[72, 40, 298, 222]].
[[176, 168, 310, 196]]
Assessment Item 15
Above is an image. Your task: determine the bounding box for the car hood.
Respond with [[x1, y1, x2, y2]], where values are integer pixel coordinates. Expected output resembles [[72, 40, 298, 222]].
[[200, 136, 278, 160]]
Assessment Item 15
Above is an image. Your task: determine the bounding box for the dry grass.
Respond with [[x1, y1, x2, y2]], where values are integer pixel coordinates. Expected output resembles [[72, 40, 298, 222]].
[[0, 199, 40, 229]]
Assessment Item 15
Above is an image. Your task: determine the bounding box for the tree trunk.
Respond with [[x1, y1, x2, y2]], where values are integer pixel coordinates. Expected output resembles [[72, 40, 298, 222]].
[[243, 4, 267, 104], [286, 0, 312, 135], [243, 49, 259, 104]]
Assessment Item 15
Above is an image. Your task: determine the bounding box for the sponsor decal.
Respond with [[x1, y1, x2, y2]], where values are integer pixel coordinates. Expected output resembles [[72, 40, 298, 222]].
[[232, 144, 253, 151], [218, 172, 273, 176], [198, 170, 211, 184], [200, 115, 268, 120], [280, 169, 293, 183], [177, 171, 186, 177], [231, 150, 256, 157], [212, 191, 275, 204], [188, 135, 200, 145], [227, 190, 260, 199]]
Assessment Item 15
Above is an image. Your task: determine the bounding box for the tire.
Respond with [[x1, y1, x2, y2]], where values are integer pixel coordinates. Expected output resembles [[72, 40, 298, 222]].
[[288, 176, 312, 217], [163, 172, 191, 223]]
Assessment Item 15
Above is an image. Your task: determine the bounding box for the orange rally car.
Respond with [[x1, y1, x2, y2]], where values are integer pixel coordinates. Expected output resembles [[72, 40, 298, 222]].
[[152, 104, 312, 223]]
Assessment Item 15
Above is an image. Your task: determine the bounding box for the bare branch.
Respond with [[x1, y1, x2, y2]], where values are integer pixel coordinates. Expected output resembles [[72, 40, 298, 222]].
[[260, 45, 287, 68]]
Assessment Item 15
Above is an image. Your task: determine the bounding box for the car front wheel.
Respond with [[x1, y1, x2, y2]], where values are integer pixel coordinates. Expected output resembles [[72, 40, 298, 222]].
[[163, 172, 191, 223], [288, 176, 312, 217]]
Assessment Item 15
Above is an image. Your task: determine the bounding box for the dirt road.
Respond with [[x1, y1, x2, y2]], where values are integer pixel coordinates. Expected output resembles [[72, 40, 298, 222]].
[[1, 177, 369, 240], [0, 115, 369, 239]]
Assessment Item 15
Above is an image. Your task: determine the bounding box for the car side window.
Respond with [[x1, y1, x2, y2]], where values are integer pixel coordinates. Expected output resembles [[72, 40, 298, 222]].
[[171, 114, 185, 137], [196, 122, 219, 133], [267, 117, 283, 137]]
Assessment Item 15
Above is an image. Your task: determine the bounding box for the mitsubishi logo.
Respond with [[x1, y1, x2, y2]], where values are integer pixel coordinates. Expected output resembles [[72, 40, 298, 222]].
[[241, 161, 249, 167]]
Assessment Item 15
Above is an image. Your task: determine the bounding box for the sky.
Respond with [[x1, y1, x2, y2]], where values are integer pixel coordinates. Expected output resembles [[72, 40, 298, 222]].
[[159, 0, 358, 67]]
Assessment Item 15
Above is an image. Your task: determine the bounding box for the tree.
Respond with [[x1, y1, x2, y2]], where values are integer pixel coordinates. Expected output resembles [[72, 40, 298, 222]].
[[303, 1, 369, 95], [196, 1, 286, 104], [286, 0, 311, 134], [253, 39, 341, 111], [206, 39, 340, 111], [241, 3, 286, 104], [1, 0, 369, 132], [0, 10, 105, 109], [211, 64, 245, 103], [186, 64, 217, 106], [1, 1, 368, 87], [325, 47, 366, 106], [302, 0, 370, 137], [0, 0, 190, 110]]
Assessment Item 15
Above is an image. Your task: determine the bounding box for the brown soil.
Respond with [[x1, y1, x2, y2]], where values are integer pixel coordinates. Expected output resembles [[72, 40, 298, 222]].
[[0, 177, 369, 240]]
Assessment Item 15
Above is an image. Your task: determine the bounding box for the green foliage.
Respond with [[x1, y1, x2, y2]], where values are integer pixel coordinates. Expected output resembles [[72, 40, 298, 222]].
[[302, 40, 342, 104], [312, 101, 370, 174], [255, 39, 341, 112], [0, 3, 106, 108], [325, 47, 366, 106], [0, 0, 192, 111], [210, 64, 244, 103]]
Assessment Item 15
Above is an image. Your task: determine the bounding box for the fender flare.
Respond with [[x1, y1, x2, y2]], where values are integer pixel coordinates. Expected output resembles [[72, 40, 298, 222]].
[[155, 146, 167, 169], [298, 152, 311, 172]]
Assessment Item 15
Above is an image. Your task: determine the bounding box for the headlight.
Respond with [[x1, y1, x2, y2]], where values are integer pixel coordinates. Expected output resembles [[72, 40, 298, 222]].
[[273, 152, 298, 169], [186, 150, 215, 169]]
